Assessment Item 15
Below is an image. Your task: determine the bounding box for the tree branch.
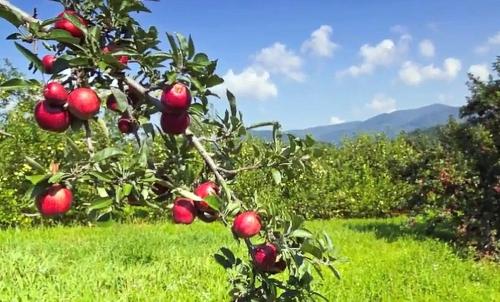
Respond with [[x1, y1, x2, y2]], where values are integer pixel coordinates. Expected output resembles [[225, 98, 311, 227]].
[[124, 77, 164, 112], [0, 0, 42, 26], [0, 129, 13, 137]]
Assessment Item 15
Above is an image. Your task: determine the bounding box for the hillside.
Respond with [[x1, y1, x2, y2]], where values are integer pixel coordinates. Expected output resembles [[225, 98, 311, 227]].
[[254, 104, 460, 143]]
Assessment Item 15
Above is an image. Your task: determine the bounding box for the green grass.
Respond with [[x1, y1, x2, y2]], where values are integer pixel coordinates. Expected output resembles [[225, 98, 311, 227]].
[[0, 218, 498, 301]]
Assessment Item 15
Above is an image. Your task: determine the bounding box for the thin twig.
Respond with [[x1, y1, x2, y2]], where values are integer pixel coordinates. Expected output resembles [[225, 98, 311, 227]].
[[0, 129, 13, 137], [83, 121, 94, 155]]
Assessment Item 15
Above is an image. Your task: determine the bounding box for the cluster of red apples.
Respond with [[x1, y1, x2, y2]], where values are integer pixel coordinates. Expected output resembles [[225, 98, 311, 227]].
[[173, 181, 286, 273], [38, 10, 191, 136], [33, 8, 285, 274]]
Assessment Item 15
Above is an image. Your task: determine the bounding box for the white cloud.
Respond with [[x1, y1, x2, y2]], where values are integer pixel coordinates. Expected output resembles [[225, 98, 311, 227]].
[[475, 31, 500, 54], [365, 94, 397, 114], [390, 25, 408, 34], [301, 25, 338, 57], [329, 116, 345, 125], [468, 64, 490, 82], [337, 34, 411, 77], [419, 39, 435, 58], [216, 67, 278, 101], [253, 42, 305, 81], [399, 57, 462, 86]]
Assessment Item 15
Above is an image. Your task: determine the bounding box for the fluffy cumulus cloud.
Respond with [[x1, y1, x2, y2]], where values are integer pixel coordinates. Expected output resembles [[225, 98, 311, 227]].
[[337, 34, 411, 77], [253, 43, 305, 81], [365, 94, 397, 113], [215, 68, 278, 101], [301, 25, 338, 57], [329, 116, 345, 125], [468, 64, 491, 82], [475, 31, 500, 54], [419, 39, 435, 58], [399, 58, 462, 86]]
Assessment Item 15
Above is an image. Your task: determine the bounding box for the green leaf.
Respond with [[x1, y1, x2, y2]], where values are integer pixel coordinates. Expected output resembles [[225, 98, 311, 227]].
[[142, 123, 156, 139], [26, 174, 50, 185], [122, 184, 133, 197], [14, 42, 42, 71], [92, 147, 125, 162], [205, 75, 224, 88], [290, 229, 313, 239], [48, 172, 65, 184], [43, 29, 80, 44], [87, 198, 113, 212], [204, 195, 222, 212], [166, 33, 179, 55], [271, 169, 282, 185], [97, 187, 109, 198], [24, 156, 46, 173], [88, 171, 113, 182], [193, 53, 210, 66], [187, 35, 195, 59], [0, 78, 40, 91], [172, 188, 203, 202], [226, 90, 237, 117], [328, 264, 341, 280], [111, 88, 129, 113]]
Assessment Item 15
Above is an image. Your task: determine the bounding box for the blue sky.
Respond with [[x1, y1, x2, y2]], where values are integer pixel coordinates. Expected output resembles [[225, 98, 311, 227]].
[[1, 0, 499, 129]]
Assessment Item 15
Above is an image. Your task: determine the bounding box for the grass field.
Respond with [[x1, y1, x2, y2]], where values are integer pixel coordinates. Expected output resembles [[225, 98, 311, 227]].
[[0, 218, 499, 302]]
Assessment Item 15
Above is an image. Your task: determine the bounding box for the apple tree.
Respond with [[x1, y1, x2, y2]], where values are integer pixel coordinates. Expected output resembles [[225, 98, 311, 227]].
[[0, 0, 339, 300]]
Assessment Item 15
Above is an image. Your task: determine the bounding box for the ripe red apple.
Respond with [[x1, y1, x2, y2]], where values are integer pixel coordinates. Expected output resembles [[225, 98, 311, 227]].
[[117, 116, 137, 134], [118, 56, 129, 65], [42, 55, 56, 74], [251, 243, 278, 271], [172, 198, 196, 224], [67, 88, 101, 120], [106, 94, 120, 112], [194, 181, 219, 212], [161, 83, 191, 113], [43, 82, 68, 106], [34, 101, 70, 132], [36, 184, 73, 216], [232, 211, 261, 238], [160, 111, 190, 135], [54, 10, 87, 38]]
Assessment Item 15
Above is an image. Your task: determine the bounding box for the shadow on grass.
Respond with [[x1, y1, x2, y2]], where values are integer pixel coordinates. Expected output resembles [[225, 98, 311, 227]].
[[345, 217, 456, 244]]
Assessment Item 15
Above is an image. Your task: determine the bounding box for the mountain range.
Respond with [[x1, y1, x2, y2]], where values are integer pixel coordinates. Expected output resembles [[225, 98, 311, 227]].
[[253, 104, 460, 143]]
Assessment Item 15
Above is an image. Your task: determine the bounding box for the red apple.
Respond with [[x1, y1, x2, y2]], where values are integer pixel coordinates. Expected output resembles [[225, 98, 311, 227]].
[[41, 55, 56, 74], [54, 10, 87, 38], [194, 181, 219, 212], [34, 101, 70, 132], [106, 94, 120, 112], [67, 88, 101, 120], [118, 56, 129, 65], [160, 111, 190, 135], [232, 211, 261, 238], [172, 198, 196, 224], [117, 116, 137, 134], [36, 184, 73, 216], [251, 243, 278, 271], [161, 83, 191, 113], [43, 82, 68, 106]]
